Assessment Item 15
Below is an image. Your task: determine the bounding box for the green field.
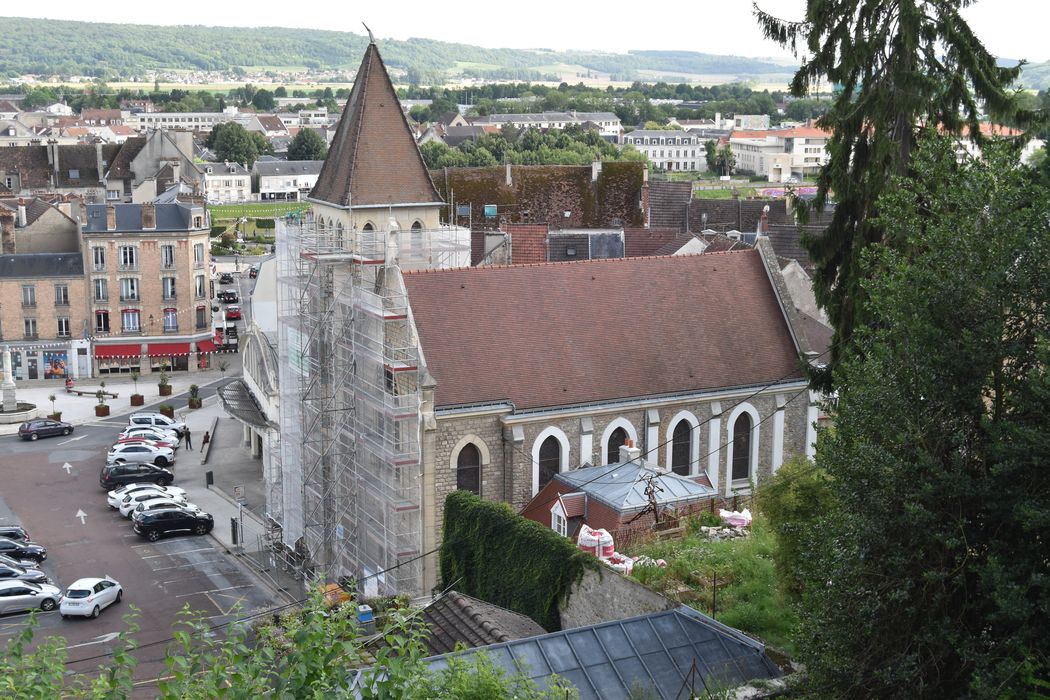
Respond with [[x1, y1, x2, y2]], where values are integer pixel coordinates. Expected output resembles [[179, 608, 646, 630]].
[[208, 202, 312, 220]]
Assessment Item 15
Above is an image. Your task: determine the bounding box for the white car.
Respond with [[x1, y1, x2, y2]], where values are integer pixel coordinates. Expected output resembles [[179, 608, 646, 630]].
[[107, 483, 187, 509], [133, 500, 202, 518], [128, 413, 186, 438], [119, 492, 190, 518], [59, 576, 122, 619], [107, 442, 175, 467], [119, 426, 180, 443]]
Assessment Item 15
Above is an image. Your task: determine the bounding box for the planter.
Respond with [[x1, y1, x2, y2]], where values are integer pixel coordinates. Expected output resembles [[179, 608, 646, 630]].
[[159, 405, 175, 419], [130, 394, 145, 406], [95, 405, 110, 417], [48, 412, 62, 421], [187, 398, 203, 409], [158, 384, 172, 397]]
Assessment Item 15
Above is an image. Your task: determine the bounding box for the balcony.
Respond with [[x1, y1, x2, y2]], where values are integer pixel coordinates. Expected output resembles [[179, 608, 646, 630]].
[[164, 326, 179, 334], [92, 263, 106, 272], [94, 295, 109, 303], [163, 294, 177, 301], [55, 299, 70, 307], [161, 262, 176, 270], [23, 333, 38, 340]]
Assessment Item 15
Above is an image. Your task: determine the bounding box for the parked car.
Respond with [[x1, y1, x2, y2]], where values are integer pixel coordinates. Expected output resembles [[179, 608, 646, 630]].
[[119, 492, 190, 518], [114, 436, 179, 452], [107, 483, 187, 509], [0, 525, 30, 543], [225, 305, 242, 321], [0, 553, 38, 569], [132, 500, 202, 518], [0, 537, 46, 563], [107, 443, 175, 468], [218, 289, 239, 304], [0, 580, 61, 614], [128, 413, 185, 438], [133, 509, 214, 542], [0, 563, 50, 585], [99, 463, 173, 491], [119, 426, 180, 443], [218, 272, 234, 284], [248, 265, 258, 279], [18, 419, 73, 441], [60, 576, 122, 619]]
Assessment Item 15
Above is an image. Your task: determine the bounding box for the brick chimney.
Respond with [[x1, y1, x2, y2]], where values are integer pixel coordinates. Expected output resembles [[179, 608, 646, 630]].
[[618, 438, 642, 464], [0, 209, 15, 254], [106, 203, 116, 231], [141, 202, 156, 230]]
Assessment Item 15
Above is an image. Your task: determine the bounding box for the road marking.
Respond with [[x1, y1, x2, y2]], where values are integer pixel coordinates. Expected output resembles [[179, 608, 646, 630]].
[[150, 559, 225, 572], [140, 547, 212, 559], [63, 462, 73, 474], [208, 590, 250, 616], [175, 584, 251, 599], [57, 435, 87, 445], [65, 632, 120, 650], [75, 509, 87, 524]]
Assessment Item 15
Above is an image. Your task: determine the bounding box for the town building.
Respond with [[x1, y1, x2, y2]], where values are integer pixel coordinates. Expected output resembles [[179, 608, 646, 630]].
[[730, 126, 831, 182], [471, 111, 623, 142], [622, 129, 707, 171], [254, 160, 324, 201], [202, 161, 251, 203]]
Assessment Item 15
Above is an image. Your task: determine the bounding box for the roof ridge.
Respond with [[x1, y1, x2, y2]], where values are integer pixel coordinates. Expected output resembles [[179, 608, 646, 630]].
[[401, 248, 755, 276]]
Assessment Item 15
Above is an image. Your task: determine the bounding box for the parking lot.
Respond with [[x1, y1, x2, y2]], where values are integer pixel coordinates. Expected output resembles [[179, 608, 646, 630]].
[[0, 420, 277, 687]]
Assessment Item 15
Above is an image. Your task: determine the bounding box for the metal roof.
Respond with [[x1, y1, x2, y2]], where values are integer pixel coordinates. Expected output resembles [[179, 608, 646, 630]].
[[217, 379, 272, 430], [555, 460, 716, 513], [0, 252, 84, 278]]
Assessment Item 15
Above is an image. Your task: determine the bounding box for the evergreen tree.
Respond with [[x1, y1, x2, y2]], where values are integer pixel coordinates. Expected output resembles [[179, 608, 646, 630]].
[[754, 0, 1033, 388], [796, 134, 1050, 697]]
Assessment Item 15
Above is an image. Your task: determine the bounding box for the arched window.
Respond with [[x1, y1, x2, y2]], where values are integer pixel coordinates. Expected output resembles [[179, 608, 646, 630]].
[[606, 427, 628, 465], [362, 222, 374, 232], [671, 419, 692, 476], [456, 443, 481, 494], [410, 220, 423, 257], [731, 412, 752, 481], [538, 436, 561, 491], [411, 220, 423, 231]]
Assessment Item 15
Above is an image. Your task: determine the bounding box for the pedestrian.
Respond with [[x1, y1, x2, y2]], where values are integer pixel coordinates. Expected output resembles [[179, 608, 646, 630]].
[[200, 431, 210, 453], [183, 426, 193, 450]]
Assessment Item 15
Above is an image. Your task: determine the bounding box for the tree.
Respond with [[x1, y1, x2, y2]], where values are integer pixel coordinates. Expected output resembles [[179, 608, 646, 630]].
[[287, 128, 328, 161], [795, 134, 1050, 697], [251, 88, 275, 111], [274, 85, 287, 98], [704, 139, 718, 172], [714, 143, 735, 176], [213, 122, 259, 167], [754, 0, 1032, 388]]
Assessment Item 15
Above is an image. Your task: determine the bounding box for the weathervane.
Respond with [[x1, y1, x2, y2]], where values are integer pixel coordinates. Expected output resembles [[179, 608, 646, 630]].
[[363, 23, 375, 44]]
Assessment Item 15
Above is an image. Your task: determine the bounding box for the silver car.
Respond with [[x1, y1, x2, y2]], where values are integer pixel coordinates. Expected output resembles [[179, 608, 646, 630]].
[[0, 579, 61, 614]]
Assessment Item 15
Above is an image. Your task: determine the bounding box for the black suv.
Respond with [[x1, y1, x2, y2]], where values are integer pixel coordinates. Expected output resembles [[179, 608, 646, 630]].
[[219, 272, 234, 284], [133, 509, 213, 541], [100, 463, 173, 490], [0, 537, 46, 563], [0, 526, 30, 543]]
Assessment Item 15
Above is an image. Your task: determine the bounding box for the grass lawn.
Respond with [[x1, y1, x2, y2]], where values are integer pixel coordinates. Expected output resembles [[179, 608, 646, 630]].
[[627, 516, 797, 653], [692, 187, 759, 199], [209, 202, 312, 221]]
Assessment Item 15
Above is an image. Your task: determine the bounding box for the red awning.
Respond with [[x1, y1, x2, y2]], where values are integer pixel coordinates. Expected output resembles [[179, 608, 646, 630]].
[[147, 342, 191, 357], [95, 344, 141, 359], [197, 339, 218, 353]]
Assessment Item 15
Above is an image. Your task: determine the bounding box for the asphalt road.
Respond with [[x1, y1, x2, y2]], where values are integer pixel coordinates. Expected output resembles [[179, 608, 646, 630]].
[[0, 421, 278, 692]]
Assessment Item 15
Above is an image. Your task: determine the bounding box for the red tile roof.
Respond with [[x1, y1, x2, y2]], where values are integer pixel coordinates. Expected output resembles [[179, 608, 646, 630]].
[[404, 250, 804, 410], [505, 223, 548, 264], [311, 42, 442, 207], [625, 227, 679, 257], [560, 492, 586, 518]]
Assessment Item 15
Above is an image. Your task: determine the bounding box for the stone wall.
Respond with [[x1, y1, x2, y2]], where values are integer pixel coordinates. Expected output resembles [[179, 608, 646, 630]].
[[559, 563, 678, 630]]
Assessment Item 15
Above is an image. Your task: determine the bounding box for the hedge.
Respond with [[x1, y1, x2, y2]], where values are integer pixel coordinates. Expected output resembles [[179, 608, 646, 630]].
[[254, 218, 276, 229], [440, 491, 598, 631]]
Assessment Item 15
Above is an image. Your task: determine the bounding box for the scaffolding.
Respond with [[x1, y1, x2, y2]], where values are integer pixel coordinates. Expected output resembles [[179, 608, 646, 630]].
[[276, 214, 469, 595]]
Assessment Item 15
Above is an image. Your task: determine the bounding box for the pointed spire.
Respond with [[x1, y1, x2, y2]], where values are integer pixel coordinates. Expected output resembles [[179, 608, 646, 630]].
[[363, 23, 375, 44], [309, 41, 442, 208]]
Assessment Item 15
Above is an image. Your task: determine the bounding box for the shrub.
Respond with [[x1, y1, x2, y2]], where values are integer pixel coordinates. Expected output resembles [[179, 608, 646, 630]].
[[254, 218, 276, 229]]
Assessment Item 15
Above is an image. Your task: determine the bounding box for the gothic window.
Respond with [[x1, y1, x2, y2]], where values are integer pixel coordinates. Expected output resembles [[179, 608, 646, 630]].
[[538, 436, 561, 491], [606, 427, 628, 465], [456, 444, 481, 494], [732, 412, 753, 481], [671, 419, 692, 476]]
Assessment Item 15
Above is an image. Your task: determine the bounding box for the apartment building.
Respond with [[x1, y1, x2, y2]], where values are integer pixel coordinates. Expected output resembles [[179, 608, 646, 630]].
[[622, 130, 707, 171], [471, 111, 623, 142], [202, 161, 251, 203], [730, 126, 831, 183], [254, 160, 323, 201]]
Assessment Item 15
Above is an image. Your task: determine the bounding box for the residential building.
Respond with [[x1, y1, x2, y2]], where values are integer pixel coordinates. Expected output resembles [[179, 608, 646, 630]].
[[247, 114, 289, 139], [81, 202, 217, 375], [254, 160, 324, 201], [622, 129, 707, 171], [0, 200, 88, 379], [471, 111, 623, 142], [45, 103, 73, 116], [202, 161, 251, 203], [730, 126, 831, 182], [0, 101, 20, 121], [126, 107, 246, 133], [81, 109, 123, 127], [733, 114, 771, 130]]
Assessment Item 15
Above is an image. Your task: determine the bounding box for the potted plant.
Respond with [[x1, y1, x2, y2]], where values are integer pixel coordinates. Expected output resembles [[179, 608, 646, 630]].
[[130, 371, 144, 406], [47, 394, 62, 421], [218, 360, 228, 379], [187, 384, 202, 409], [158, 362, 172, 396], [158, 403, 175, 419], [95, 384, 110, 417]]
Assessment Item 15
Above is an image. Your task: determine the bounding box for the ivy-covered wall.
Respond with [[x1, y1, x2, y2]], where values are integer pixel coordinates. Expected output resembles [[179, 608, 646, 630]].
[[440, 490, 599, 631]]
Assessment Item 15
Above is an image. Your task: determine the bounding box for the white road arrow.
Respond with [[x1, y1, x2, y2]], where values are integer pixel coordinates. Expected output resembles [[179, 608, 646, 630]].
[[57, 435, 86, 446], [65, 632, 120, 650], [63, 462, 73, 474], [75, 509, 87, 525]]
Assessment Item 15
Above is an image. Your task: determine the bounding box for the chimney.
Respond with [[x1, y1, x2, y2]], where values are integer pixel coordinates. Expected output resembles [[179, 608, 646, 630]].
[[141, 202, 156, 230], [106, 203, 116, 231], [618, 438, 642, 464], [591, 160, 602, 182], [758, 204, 769, 235], [50, 140, 60, 178], [0, 210, 15, 254], [17, 198, 27, 228], [505, 162, 512, 186], [95, 140, 105, 181], [170, 160, 181, 184]]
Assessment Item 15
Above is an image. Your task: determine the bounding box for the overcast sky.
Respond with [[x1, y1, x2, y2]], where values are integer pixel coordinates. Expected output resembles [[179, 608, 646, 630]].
[[7, 1, 1048, 63]]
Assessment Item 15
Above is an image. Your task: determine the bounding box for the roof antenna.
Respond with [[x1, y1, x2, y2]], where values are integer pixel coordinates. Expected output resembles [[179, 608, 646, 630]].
[[363, 23, 375, 44]]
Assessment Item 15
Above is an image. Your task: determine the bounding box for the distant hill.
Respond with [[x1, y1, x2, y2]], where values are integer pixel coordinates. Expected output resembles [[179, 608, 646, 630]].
[[1019, 60, 1050, 91], [0, 17, 793, 84]]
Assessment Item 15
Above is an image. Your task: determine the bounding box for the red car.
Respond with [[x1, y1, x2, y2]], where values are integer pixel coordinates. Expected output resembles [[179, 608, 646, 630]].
[[115, 437, 178, 451], [225, 305, 242, 321]]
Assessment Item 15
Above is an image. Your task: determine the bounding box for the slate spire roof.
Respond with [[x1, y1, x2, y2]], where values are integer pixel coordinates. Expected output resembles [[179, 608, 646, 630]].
[[310, 41, 442, 208]]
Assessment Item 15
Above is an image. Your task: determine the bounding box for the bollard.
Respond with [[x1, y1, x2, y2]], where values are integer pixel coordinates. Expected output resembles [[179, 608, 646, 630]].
[[231, 517, 239, 546], [206, 470, 214, 487]]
